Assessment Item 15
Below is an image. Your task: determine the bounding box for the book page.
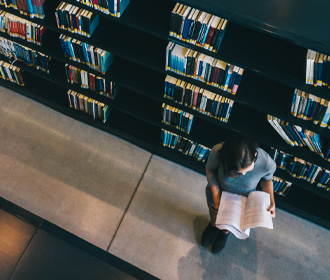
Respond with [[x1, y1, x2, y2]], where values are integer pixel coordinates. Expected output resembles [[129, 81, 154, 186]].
[[218, 225, 250, 240], [216, 192, 247, 232], [244, 191, 273, 230]]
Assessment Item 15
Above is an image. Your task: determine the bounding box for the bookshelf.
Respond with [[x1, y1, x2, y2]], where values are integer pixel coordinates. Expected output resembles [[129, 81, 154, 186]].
[[1, 0, 330, 229]]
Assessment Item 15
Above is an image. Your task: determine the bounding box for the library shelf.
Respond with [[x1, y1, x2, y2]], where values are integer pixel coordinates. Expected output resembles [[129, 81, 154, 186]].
[[1, 0, 330, 229]]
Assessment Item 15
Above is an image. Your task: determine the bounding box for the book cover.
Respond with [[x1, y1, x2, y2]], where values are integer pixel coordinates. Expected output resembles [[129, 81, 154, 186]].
[[216, 191, 273, 239]]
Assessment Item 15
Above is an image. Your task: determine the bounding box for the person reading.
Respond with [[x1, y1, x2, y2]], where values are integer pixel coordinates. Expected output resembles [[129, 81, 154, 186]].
[[201, 135, 276, 253]]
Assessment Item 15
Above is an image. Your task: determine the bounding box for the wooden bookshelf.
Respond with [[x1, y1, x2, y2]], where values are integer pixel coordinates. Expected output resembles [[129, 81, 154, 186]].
[[1, 0, 330, 229]]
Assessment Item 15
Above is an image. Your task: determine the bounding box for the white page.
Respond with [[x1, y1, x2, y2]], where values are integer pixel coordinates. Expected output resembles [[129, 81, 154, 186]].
[[216, 192, 247, 232], [218, 225, 250, 240], [244, 191, 273, 230]]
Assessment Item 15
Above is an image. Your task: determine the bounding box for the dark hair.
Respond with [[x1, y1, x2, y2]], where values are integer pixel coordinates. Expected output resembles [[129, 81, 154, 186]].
[[218, 135, 258, 177]]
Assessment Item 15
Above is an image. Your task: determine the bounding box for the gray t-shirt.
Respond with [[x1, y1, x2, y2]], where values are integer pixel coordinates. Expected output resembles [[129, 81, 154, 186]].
[[205, 143, 276, 204]]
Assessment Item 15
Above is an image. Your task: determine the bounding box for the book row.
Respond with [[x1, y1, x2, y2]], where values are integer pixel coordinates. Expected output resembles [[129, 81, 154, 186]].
[[164, 75, 234, 122], [0, 10, 46, 45], [0, 36, 50, 72], [59, 34, 113, 74], [166, 43, 244, 94], [0, 59, 24, 85], [162, 103, 194, 134], [270, 148, 330, 191], [160, 128, 211, 162], [64, 63, 117, 98], [268, 115, 330, 161], [272, 176, 292, 196], [75, 0, 130, 18], [291, 89, 330, 128], [55, 2, 99, 38], [67, 89, 110, 122], [170, 2, 228, 53], [306, 49, 330, 88], [0, 0, 46, 19]]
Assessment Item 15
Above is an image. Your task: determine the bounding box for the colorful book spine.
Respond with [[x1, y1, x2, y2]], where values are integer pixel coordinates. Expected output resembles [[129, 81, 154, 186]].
[[291, 89, 330, 127], [0, 0, 46, 19], [169, 3, 228, 53], [64, 64, 117, 99], [0, 11, 46, 45], [67, 89, 111, 123], [55, 2, 99, 38], [272, 176, 292, 196], [270, 147, 330, 190], [268, 114, 330, 161], [0, 60, 24, 85], [75, 0, 130, 18], [164, 75, 234, 123], [306, 49, 330, 88], [59, 34, 113, 74], [162, 103, 194, 134], [160, 129, 211, 162], [165, 43, 243, 94], [0, 36, 50, 72]]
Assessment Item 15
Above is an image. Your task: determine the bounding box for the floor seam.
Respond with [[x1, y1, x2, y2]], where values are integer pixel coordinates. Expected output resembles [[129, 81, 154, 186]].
[[106, 154, 154, 252], [8, 222, 42, 280]]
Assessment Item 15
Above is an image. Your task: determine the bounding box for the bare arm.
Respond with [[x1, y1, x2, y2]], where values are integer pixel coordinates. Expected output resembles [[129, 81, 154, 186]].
[[206, 169, 221, 210], [260, 180, 276, 218]]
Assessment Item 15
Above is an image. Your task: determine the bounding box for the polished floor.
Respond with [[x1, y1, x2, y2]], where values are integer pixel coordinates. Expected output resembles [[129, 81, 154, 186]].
[[0, 87, 330, 280], [0, 205, 146, 280]]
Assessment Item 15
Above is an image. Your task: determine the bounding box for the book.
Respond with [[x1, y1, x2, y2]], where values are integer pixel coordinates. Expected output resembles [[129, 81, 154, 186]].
[[166, 43, 243, 93], [215, 191, 273, 239], [75, 0, 129, 17]]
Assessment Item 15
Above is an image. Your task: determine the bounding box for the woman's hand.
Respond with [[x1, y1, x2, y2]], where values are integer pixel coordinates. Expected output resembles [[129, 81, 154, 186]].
[[267, 203, 276, 218]]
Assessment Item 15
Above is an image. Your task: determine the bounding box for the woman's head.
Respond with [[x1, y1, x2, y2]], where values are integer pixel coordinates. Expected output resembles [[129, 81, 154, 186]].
[[218, 135, 258, 177]]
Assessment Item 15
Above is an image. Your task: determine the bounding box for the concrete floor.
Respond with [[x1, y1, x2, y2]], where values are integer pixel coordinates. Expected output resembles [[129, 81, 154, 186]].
[[0, 87, 330, 280]]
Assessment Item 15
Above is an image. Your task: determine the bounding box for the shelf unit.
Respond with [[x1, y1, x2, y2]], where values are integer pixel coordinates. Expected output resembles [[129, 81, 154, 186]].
[[1, 0, 329, 229]]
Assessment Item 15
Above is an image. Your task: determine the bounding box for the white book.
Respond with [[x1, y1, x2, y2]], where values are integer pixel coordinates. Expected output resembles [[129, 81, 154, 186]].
[[309, 50, 317, 84], [292, 90, 302, 117], [180, 6, 191, 38], [165, 41, 174, 70], [320, 101, 330, 127], [306, 49, 312, 84], [311, 167, 322, 183], [225, 99, 234, 122], [267, 115, 292, 146], [216, 191, 273, 239]]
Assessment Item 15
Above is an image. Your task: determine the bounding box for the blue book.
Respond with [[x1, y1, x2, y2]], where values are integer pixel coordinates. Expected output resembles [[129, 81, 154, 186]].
[[290, 89, 298, 114], [307, 165, 318, 181], [306, 100, 316, 119], [318, 170, 329, 185], [221, 99, 229, 120], [320, 104, 330, 127], [223, 65, 234, 91], [160, 129, 164, 144], [285, 123, 302, 146], [211, 99, 218, 116], [201, 17, 213, 45], [100, 51, 114, 73], [221, 64, 231, 89], [26, 0, 34, 17], [182, 18, 191, 40], [228, 67, 238, 91], [288, 157, 296, 174], [311, 133, 323, 155], [325, 142, 330, 159], [303, 96, 312, 119]]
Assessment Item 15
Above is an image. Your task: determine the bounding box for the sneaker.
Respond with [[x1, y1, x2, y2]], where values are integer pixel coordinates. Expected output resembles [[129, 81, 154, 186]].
[[201, 222, 220, 247], [212, 230, 229, 253]]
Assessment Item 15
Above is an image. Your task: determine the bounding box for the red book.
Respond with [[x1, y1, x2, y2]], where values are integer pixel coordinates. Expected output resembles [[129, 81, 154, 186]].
[[212, 67, 220, 84], [204, 26, 216, 46]]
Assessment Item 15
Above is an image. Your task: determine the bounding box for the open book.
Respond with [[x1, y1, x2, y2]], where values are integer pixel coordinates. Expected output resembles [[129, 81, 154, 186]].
[[215, 191, 273, 239]]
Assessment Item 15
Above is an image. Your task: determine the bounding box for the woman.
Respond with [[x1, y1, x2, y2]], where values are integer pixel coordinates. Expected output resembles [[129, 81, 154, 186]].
[[202, 135, 276, 253]]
